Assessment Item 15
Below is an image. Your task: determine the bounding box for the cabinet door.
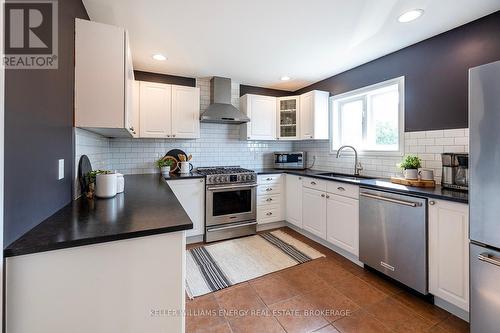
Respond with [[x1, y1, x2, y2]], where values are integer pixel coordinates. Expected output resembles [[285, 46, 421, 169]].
[[277, 96, 300, 140], [302, 187, 326, 239], [171, 85, 200, 139], [285, 174, 302, 228], [124, 32, 138, 137], [248, 95, 277, 140], [167, 178, 205, 237], [326, 193, 359, 256], [75, 19, 125, 129], [429, 199, 469, 311], [300, 91, 314, 139], [139, 82, 172, 138]]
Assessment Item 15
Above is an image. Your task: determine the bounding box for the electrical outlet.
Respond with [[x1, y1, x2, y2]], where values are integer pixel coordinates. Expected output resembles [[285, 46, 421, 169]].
[[58, 159, 64, 180]]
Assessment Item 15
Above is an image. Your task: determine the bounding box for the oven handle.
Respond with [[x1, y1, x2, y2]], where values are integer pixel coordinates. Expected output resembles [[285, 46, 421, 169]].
[[206, 221, 258, 232], [206, 184, 258, 191]]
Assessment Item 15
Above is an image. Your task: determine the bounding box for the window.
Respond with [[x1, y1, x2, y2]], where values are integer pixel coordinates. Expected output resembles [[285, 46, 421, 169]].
[[330, 77, 404, 155]]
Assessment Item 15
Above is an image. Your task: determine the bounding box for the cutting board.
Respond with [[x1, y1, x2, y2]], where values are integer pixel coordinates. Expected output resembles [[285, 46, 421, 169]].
[[390, 177, 436, 188]]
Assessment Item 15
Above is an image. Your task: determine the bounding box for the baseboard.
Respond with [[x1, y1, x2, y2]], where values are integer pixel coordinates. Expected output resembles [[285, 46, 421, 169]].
[[285, 222, 364, 267], [186, 235, 204, 245], [257, 221, 286, 232], [434, 297, 469, 322]]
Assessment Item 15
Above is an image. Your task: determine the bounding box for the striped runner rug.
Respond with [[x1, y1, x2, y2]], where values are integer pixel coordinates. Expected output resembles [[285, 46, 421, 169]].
[[186, 230, 325, 298]]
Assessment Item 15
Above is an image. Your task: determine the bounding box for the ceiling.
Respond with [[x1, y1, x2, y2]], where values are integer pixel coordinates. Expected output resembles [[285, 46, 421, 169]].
[[82, 0, 500, 91]]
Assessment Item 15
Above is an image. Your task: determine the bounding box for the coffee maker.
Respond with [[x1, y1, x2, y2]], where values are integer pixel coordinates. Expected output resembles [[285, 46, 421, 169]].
[[441, 153, 469, 191]]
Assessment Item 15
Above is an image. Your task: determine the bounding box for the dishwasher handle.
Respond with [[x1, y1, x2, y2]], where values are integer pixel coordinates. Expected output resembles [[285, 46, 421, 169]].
[[360, 192, 422, 207]]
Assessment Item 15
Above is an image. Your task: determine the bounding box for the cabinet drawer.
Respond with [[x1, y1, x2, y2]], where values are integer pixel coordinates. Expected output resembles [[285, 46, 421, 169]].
[[257, 204, 282, 224], [302, 177, 327, 192], [257, 194, 281, 206], [258, 174, 282, 185], [258, 184, 281, 195], [326, 181, 359, 199]]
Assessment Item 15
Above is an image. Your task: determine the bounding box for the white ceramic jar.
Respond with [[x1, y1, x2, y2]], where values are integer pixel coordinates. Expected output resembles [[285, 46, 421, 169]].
[[95, 173, 117, 198]]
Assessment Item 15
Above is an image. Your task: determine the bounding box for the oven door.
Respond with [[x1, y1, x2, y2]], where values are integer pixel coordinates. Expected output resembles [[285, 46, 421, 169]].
[[206, 183, 257, 226]]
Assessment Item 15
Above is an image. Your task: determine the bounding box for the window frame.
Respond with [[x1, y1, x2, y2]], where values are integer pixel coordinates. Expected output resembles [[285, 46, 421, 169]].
[[329, 76, 405, 156]]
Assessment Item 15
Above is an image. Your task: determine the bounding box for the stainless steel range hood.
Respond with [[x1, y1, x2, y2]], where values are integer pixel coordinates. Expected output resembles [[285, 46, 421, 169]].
[[200, 77, 250, 124]]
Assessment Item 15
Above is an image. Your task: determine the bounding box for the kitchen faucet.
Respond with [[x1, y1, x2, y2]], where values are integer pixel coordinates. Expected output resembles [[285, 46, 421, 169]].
[[336, 145, 363, 176]]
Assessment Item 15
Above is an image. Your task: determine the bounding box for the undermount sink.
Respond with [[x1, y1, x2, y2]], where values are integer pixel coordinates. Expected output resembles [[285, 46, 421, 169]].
[[316, 172, 376, 181]]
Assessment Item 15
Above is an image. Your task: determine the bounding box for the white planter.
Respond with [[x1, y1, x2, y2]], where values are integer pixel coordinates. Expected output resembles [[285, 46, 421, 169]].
[[403, 169, 419, 180], [160, 166, 170, 177]]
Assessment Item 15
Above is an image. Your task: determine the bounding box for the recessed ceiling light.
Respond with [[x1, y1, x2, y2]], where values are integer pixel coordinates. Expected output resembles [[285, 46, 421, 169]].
[[280, 76, 291, 81], [152, 54, 167, 61], [398, 9, 424, 23]]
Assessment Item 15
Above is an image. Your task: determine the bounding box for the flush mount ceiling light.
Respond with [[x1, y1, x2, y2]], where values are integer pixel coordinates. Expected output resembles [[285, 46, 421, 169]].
[[398, 9, 424, 23], [280, 76, 291, 81], [152, 54, 167, 61]]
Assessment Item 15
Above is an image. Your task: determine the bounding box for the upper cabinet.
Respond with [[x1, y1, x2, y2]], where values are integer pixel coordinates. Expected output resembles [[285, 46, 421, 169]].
[[240, 90, 329, 141], [139, 81, 200, 139], [277, 96, 300, 140], [240, 94, 277, 140], [300, 90, 329, 140], [75, 19, 137, 137]]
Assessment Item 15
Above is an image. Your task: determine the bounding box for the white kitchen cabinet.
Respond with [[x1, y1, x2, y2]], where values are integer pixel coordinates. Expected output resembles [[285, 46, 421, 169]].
[[429, 199, 469, 311], [326, 193, 359, 256], [240, 94, 277, 140], [277, 96, 300, 140], [75, 19, 137, 137], [138, 82, 200, 139], [285, 174, 303, 228], [139, 81, 172, 138], [302, 187, 327, 239], [167, 178, 205, 237], [172, 85, 201, 138], [256, 174, 283, 224], [299, 90, 329, 140]]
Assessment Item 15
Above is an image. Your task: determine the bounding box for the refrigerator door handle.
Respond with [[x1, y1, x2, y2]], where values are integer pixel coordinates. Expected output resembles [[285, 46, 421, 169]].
[[478, 253, 500, 267]]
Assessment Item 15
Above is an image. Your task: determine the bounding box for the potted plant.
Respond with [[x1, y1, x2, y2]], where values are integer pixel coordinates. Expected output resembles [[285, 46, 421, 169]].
[[155, 158, 174, 177], [397, 155, 422, 180]]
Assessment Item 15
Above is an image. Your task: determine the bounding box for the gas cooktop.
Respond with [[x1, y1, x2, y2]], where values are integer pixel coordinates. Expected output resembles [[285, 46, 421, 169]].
[[197, 166, 256, 185]]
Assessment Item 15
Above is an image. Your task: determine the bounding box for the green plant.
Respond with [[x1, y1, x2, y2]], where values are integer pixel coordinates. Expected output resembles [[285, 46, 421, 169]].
[[86, 170, 112, 184], [155, 158, 174, 169], [397, 155, 422, 170]]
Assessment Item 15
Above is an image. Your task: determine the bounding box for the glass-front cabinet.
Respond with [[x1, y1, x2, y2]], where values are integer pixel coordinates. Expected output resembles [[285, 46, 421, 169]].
[[277, 96, 300, 140]]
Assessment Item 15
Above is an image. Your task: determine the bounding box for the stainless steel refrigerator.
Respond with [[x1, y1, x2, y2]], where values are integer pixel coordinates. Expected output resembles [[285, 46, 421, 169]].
[[469, 60, 500, 333]]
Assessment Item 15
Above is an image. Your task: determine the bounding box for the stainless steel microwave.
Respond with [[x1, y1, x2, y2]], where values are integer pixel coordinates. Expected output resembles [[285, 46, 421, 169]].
[[273, 152, 307, 169]]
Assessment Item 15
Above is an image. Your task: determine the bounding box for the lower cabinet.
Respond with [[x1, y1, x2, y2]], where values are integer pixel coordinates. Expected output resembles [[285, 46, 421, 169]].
[[429, 199, 469, 311], [326, 193, 359, 256], [285, 174, 303, 228], [302, 187, 327, 239], [167, 178, 205, 237], [257, 174, 283, 224]]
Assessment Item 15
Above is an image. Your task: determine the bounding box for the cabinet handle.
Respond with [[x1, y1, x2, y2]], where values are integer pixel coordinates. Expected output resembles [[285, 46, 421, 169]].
[[311, 181, 317, 185], [266, 188, 272, 191], [298, 177, 302, 180], [266, 177, 273, 181], [266, 212, 273, 216], [166, 135, 170, 137], [321, 194, 325, 197], [429, 201, 435, 205], [266, 198, 273, 202], [247, 137, 250, 139], [326, 195, 330, 199], [200, 179, 204, 183], [337, 186, 345, 191], [277, 138, 280, 140], [172, 134, 176, 138]]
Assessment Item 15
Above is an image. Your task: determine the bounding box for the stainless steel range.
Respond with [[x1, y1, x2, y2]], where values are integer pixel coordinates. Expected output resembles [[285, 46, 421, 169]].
[[197, 166, 257, 242]]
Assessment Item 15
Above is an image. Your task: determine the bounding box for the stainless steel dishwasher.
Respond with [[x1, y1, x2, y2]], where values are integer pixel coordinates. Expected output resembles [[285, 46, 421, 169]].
[[359, 188, 428, 294]]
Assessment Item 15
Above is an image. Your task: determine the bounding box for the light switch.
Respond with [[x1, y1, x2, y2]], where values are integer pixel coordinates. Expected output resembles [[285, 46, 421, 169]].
[[58, 159, 64, 180]]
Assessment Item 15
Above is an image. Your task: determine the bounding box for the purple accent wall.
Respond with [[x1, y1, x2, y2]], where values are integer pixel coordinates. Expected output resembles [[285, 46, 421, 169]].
[[4, 0, 89, 246], [294, 11, 500, 131], [239, 84, 293, 97], [134, 70, 196, 87]]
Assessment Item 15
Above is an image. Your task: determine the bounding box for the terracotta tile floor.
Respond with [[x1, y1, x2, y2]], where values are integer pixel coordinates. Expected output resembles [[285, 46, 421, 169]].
[[186, 227, 469, 333]]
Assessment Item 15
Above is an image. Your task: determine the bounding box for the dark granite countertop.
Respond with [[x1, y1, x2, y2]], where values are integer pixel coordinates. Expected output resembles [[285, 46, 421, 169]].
[[163, 171, 205, 180], [4, 174, 193, 257], [255, 168, 468, 204]]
